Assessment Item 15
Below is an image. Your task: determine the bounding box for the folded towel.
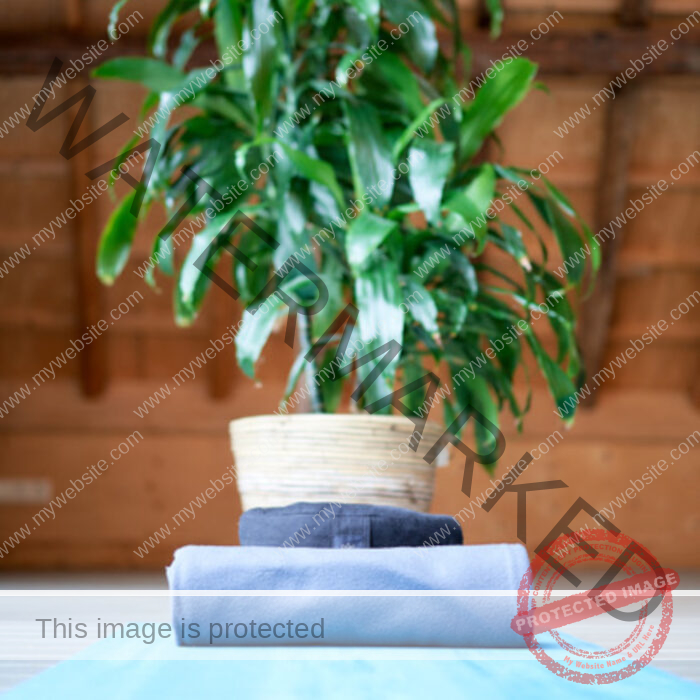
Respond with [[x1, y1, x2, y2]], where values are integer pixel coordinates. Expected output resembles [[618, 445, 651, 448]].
[[167, 544, 529, 647], [239, 502, 463, 549]]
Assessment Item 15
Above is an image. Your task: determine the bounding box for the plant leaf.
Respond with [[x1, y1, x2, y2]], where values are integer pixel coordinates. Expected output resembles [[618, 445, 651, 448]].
[[404, 281, 439, 337], [345, 211, 398, 272], [176, 212, 237, 325], [400, 357, 431, 416], [497, 223, 530, 268], [173, 28, 200, 70], [484, 0, 503, 37], [199, 0, 214, 18], [311, 256, 346, 340], [348, 0, 380, 35], [93, 57, 186, 92], [354, 258, 404, 410], [280, 0, 314, 35], [277, 143, 345, 208], [365, 52, 424, 117], [452, 252, 479, 296], [344, 101, 394, 209], [382, 0, 439, 73], [451, 369, 500, 465], [529, 192, 586, 286], [541, 178, 601, 278], [282, 352, 308, 405], [108, 0, 131, 39], [543, 178, 576, 217], [144, 233, 174, 289], [235, 276, 312, 378], [273, 191, 307, 271], [460, 58, 537, 160], [243, 0, 280, 130], [148, 0, 198, 58], [408, 140, 454, 224], [392, 98, 447, 160], [236, 298, 289, 379], [317, 348, 346, 413], [525, 327, 577, 421], [106, 132, 141, 189], [193, 93, 252, 129], [214, 0, 245, 89], [96, 191, 139, 285], [443, 164, 495, 250]]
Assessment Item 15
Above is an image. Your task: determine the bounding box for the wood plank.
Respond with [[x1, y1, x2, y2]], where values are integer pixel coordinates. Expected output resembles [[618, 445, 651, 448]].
[[0, 160, 68, 177], [619, 187, 700, 268], [502, 0, 700, 13], [599, 340, 698, 390], [0, 79, 72, 158], [207, 291, 237, 400], [0, 3, 65, 34], [610, 269, 700, 339], [516, 340, 698, 392], [2, 265, 698, 337], [505, 0, 615, 10], [68, 79, 109, 397], [0, 433, 240, 570], [0, 381, 697, 440], [0, 330, 81, 381], [1, 29, 700, 76], [620, 0, 653, 26], [691, 357, 700, 410], [0, 256, 77, 325], [63, 0, 82, 31], [578, 83, 642, 404], [0, 433, 697, 569], [475, 0, 492, 31]]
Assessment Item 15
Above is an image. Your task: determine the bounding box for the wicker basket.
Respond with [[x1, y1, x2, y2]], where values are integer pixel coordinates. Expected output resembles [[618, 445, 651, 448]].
[[229, 414, 448, 513]]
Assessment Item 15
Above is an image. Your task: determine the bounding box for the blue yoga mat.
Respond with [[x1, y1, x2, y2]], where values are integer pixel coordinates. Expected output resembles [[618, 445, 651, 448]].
[[5, 636, 699, 699]]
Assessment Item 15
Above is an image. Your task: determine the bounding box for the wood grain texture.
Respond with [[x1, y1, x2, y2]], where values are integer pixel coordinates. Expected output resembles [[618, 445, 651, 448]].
[[0, 431, 697, 569], [208, 291, 237, 400], [620, 0, 654, 27], [578, 83, 643, 403], [67, 79, 109, 397], [1, 29, 700, 76], [63, 0, 82, 31], [690, 356, 700, 410], [0, 2, 698, 571]]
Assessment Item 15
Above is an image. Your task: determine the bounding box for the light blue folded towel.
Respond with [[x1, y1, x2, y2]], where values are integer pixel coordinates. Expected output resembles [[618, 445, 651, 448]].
[[166, 544, 530, 647]]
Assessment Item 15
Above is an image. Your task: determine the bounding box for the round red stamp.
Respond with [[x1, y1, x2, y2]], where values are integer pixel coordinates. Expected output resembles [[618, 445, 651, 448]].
[[512, 528, 679, 684]]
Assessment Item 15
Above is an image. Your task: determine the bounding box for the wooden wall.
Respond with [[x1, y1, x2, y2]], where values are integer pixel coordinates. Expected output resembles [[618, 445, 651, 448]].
[[0, 1, 698, 569]]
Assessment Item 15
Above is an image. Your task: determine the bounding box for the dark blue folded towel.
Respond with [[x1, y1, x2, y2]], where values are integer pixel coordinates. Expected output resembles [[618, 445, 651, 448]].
[[238, 502, 463, 548]]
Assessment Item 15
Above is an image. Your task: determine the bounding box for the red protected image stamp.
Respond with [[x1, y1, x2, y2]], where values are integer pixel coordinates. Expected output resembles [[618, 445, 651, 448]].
[[512, 528, 679, 685]]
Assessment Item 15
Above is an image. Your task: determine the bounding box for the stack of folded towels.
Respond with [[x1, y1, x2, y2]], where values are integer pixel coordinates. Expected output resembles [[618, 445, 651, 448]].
[[167, 502, 530, 647]]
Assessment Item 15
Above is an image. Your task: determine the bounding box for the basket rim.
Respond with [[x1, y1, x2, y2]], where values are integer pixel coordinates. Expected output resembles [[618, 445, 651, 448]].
[[229, 413, 444, 432]]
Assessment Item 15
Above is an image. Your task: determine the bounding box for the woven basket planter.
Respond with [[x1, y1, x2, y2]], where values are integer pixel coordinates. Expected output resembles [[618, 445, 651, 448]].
[[229, 414, 448, 513]]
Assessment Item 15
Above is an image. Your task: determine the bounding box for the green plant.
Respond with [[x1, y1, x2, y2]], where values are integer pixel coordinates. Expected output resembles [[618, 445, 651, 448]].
[[95, 0, 597, 452]]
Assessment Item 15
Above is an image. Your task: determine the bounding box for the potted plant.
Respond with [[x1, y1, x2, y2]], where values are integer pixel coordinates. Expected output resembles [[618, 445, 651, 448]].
[[94, 0, 596, 512]]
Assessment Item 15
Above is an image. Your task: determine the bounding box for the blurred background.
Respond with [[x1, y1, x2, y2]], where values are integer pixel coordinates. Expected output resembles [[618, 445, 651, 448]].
[[0, 0, 698, 574]]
